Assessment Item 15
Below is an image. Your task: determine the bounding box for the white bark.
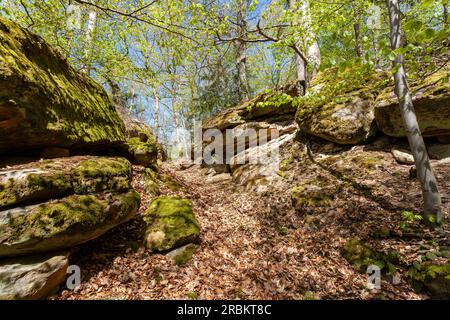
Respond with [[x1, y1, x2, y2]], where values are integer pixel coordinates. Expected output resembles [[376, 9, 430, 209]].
[[387, 0, 442, 226], [235, 0, 250, 101], [152, 86, 160, 143], [81, 9, 97, 75]]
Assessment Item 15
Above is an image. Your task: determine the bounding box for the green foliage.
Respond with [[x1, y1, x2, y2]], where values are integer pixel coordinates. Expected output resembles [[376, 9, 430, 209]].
[[399, 210, 423, 232]]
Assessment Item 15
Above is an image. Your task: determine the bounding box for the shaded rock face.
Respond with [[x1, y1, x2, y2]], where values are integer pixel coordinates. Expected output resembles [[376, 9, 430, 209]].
[[120, 137, 158, 168], [0, 17, 126, 154], [143, 196, 200, 252], [409, 261, 450, 299], [0, 156, 140, 258], [0, 189, 140, 258], [375, 71, 450, 138], [0, 252, 68, 300]]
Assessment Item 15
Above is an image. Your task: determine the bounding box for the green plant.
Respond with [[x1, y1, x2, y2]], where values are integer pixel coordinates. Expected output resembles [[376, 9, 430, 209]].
[[399, 210, 423, 232]]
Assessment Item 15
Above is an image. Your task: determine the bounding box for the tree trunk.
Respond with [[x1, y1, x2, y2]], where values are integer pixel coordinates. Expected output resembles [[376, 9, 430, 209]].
[[354, 22, 363, 58], [235, 0, 250, 102], [387, 0, 443, 226], [288, 0, 320, 95], [81, 9, 97, 75], [152, 86, 160, 143]]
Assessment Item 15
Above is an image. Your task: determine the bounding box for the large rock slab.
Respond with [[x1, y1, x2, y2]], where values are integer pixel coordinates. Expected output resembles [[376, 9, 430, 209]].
[[0, 17, 125, 154], [143, 196, 200, 252], [295, 66, 389, 145], [0, 190, 140, 257], [0, 156, 132, 209], [0, 251, 68, 300], [375, 71, 450, 138]]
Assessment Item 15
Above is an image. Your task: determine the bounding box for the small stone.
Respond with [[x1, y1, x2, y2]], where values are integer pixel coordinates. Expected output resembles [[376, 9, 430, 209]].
[[391, 147, 415, 165]]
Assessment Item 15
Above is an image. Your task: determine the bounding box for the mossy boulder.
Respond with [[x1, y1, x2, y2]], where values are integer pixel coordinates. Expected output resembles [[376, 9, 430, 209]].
[[120, 137, 158, 168], [341, 239, 399, 275], [0, 17, 126, 154], [0, 156, 132, 209], [143, 196, 200, 252], [408, 261, 450, 299], [295, 65, 389, 145], [375, 70, 450, 138], [0, 251, 68, 300], [166, 243, 199, 266], [0, 190, 140, 257]]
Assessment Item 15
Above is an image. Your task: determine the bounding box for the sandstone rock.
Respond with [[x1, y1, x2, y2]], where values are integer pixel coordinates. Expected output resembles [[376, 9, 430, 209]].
[[428, 144, 450, 160], [0, 17, 125, 154], [166, 243, 199, 266], [409, 262, 450, 299], [0, 190, 140, 257], [143, 196, 200, 252], [0, 156, 132, 209], [120, 137, 157, 167], [391, 147, 415, 165], [375, 71, 450, 138], [0, 252, 68, 300], [296, 66, 387, 145]]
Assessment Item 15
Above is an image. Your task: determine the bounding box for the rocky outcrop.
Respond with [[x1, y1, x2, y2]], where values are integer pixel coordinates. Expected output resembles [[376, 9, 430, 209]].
[[120, 137, 158, 168], [295, 66, 389, 145], [0, 17, 126, 154], [143, 196, 200, 252], [409, 261, 450, 299], [0, 252, 68, 299], [375, 70, 450, 138], [0, 189, 140, 257], [203, 82, 298, 131], [0, 156, 132, 209]]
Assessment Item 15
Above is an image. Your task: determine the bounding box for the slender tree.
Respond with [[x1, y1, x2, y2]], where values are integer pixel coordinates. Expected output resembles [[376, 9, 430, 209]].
[[387, 0, 443, 226]]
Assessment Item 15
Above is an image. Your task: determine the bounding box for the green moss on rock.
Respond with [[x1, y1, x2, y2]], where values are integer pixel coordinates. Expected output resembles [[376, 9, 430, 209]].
[[0, 17, 126, 153], [375, 70, 450, 138], [408, 261, 450, 299], [166, 243, 199, 266], [291, 177, 337, 211], [143, 196, 200, 252], [73, 157, 131, 194], [0, 156, 132, 208], [341, 239, 399, 274], [0, 190, 140, 257], [295, 64, 389, 145], [120, 137, 158, 168]]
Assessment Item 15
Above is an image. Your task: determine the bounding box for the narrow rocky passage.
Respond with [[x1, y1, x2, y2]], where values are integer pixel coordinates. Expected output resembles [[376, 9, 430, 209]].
[[55, 161, 423, 300]]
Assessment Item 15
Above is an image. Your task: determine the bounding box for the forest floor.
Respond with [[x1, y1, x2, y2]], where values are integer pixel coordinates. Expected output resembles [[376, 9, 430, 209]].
[[54, 138, 449, 300]]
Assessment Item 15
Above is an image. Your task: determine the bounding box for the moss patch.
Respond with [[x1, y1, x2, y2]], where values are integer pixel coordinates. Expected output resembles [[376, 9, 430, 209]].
[[408, 260, 450, 298], [167, 243, 199, 266], [295, 64, 388, 145], [291, 176, 337, 211], [341, 239, 399, 275], [143, 196, 200, 252]]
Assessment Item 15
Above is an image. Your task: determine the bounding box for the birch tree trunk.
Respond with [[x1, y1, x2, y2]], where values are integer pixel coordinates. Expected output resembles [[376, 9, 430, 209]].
[[354, 22, 363, 58], [152, 86, 160, 143], [81, 9, 97, 75], [387, 0, 443, 226], [288, 0, 320, 95], [235, 0, 250, 102]]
